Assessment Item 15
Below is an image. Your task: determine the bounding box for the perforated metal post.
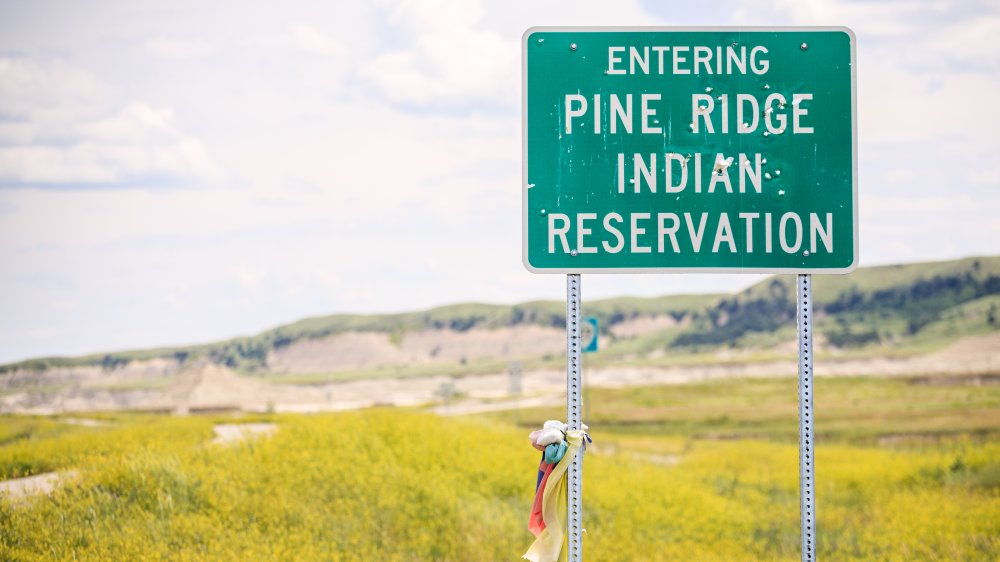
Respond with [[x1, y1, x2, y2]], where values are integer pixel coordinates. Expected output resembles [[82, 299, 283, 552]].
[[566, 274, 583, 562], [797, 274, 816, 562]]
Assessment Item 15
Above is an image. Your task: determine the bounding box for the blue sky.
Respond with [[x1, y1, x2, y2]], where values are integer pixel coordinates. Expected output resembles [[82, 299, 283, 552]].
[[1, 0, 998, 363]]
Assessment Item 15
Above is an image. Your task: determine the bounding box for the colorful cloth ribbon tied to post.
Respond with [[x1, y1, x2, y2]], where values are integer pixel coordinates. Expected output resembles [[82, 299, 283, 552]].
[[524, 420, 591, 562]]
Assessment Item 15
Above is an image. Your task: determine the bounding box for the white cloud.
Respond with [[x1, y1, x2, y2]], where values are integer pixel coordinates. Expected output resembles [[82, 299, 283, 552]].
[[864, 194, 976, 213], [0, 57, 108, 124], [357, 0, 659, 110], [361, 0, 518, 109], [0, 57, 222, 188], [858, 59, 1000, 144], [145, 36, 216, 59], [770, 0, 942, 37], [286, 23, 345, 57], [250, 22, 349, 59], [919, 14, 1000, 72]]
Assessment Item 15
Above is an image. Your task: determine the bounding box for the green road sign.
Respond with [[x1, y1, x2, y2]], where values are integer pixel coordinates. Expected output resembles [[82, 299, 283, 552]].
[[522, 27, 857, 274]]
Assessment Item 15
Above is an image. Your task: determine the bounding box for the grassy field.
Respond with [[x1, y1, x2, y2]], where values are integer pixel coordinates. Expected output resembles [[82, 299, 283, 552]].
[[1, 375, 998, 561], [502, 374, 1000, 444]]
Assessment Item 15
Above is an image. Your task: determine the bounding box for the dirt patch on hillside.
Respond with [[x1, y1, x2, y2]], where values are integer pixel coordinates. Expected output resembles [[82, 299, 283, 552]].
[[926, 332, 1000, 360], [2, 357, 181, 394], [610, 315, 680, 338], [266, 326, 565, 374], [400, 326, 565, 363], [2, 332, 997, 416], [266, 332, 415, 374]]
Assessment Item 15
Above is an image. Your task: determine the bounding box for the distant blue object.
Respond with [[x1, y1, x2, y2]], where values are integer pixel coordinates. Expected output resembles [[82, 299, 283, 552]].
[[582, 316, 598, 353], [543, 441, 568, 464]]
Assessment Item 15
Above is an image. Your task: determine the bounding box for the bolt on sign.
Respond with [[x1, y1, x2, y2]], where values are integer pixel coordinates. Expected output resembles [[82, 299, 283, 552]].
[[522, 27, 857, 274]]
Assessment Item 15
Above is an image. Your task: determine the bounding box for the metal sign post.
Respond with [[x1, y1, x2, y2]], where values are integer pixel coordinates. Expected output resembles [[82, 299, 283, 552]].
[[797, 274, 816, 562], [566, 274, 584, 562]]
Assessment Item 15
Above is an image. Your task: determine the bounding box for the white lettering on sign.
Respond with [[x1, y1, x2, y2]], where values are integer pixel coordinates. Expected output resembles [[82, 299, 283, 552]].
[[567, 92, 814, 135], [793, 94, 814, 133], [641, 94, 661, 134], [576, 213, 598, 254], [618, 152, 761, 194], [690, 93, 814, 135], [549, 214, 570, 254], [630, 213, 652, 253], [603, 213, 625, 253], [607, 47, 626, 75], [546, 211, 836, 256], [605, 44, 769, 75]]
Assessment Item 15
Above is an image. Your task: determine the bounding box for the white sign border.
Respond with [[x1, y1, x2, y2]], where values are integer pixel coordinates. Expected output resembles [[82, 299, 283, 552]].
[[521, 26, 859, 275]]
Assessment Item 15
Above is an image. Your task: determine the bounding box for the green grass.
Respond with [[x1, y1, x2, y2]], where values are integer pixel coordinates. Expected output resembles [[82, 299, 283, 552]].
[[491, 374, 1000, 446], [1, 373, 998, 561], [905, 294, 1000, 345], [0, 415, 215, 480], [0, 417, 70, 449], [730, 255, 1000, 306]]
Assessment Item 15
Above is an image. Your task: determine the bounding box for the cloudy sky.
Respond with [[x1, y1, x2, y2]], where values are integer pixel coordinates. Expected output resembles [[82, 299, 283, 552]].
[[1, 0, 998, 363]]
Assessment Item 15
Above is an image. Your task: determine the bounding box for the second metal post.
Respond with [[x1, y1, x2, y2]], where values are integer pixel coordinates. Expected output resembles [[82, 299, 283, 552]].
[[797, 274, 816, 562], [566, 274, 583, 562]]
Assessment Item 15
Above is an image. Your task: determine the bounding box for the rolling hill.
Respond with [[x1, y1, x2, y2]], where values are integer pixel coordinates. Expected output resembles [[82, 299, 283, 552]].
[[2, 256, 998, 384]]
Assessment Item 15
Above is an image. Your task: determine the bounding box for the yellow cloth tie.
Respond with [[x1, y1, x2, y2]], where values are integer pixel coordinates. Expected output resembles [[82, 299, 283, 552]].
[[523, 429, 585, 562]]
